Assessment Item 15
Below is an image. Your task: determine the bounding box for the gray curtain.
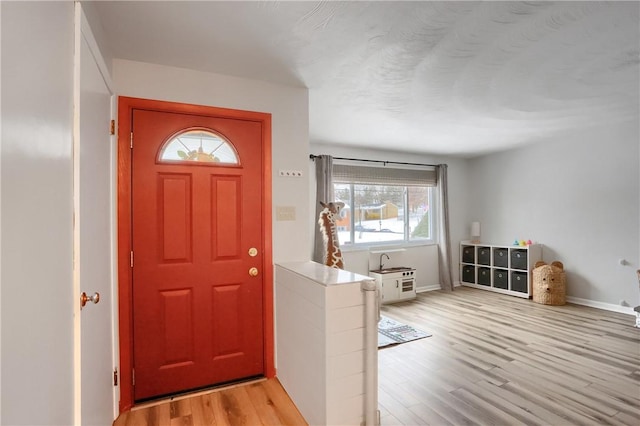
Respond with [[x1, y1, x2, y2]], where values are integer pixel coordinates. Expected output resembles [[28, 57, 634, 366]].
[[437, 164, 454, 291], [313, 155, 334, 263]]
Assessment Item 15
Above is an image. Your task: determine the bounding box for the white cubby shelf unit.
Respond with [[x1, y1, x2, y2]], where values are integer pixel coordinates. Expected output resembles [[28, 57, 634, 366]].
[[459, 242, 542, 298]]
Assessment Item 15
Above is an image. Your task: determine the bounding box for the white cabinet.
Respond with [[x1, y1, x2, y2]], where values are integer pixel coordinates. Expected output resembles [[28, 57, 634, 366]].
[[369, 270, 416, 304], [460, 242, 542, 298], [380, 277, 400, 302]]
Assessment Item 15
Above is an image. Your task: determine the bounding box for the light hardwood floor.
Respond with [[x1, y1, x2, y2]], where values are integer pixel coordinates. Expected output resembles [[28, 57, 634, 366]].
[[112, 378, 307, 426], [114, 287, 639, 425], [379, 287, 640, 425]]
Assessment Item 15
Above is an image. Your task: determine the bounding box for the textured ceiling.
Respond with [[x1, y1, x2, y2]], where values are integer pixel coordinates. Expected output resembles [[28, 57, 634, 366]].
[[94, 1, 639, 158]]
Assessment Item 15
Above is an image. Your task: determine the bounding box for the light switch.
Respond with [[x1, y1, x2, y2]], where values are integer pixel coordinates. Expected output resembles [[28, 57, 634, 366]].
[[276, 206, 296, 221]]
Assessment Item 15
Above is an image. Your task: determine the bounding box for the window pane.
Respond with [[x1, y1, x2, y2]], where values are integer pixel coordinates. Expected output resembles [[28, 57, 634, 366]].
[[333, 181, 433, 247], [352, 184, 404, 244], [409, 187, 431, 240], [334, 184, 351, 245], [159, 130, 239, 164]]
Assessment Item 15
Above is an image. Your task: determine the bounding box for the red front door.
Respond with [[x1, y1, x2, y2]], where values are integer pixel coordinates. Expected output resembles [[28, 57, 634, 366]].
[[131, 107, 264, 401]]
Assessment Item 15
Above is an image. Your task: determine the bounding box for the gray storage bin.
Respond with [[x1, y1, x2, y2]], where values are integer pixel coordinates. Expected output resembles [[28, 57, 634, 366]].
[[477, 247, 491, 265], [462, 265, 475, 283], [477, 267, 491, 286], [462, 246, 475, 263], [511, 271, 528, 293], [511, 249, 528, 270], [493, 269, 508, 289], [493, 248, 509, 267]]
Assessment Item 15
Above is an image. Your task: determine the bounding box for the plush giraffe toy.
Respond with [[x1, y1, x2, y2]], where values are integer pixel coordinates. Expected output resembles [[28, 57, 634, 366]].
[[318, 201, 345, 269]]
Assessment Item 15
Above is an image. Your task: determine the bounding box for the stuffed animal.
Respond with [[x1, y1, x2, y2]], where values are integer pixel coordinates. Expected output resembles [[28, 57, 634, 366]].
[[532, 261, 566, 305], [318, 201, 345, 269]]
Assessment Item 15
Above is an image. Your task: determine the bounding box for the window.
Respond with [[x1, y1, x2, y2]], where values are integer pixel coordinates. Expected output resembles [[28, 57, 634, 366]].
[[159, 129, 239, 164], [333, 163, 436, 247]]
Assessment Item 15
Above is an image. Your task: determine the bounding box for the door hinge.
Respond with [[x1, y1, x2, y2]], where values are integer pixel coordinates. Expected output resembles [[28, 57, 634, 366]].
[[113, 367, 118, 386], [132, 368, 135, 386], [110, 120, 115, 135], [130, 251, 134, 268], [130, 132, 133, 149]]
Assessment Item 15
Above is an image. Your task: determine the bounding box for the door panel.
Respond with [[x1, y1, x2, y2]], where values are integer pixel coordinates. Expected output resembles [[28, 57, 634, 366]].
[[131, 109, 264, 401], [212, 283, 243, 357], [160, 288, 195, 367], [159, 174, 193, 262], [78, 33, 115, 424], [213, 177, 241, 258]]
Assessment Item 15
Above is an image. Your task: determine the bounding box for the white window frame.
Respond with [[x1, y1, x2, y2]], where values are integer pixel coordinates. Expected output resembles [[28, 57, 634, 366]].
[[333, 164, 437, 250]]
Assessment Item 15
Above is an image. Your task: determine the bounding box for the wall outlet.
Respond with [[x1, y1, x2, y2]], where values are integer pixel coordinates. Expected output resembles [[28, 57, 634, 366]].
[[278, 170, 303, 177]]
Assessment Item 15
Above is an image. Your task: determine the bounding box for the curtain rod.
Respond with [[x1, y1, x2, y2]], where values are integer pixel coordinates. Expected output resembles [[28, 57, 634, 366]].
[[309, 154, 439, 168]]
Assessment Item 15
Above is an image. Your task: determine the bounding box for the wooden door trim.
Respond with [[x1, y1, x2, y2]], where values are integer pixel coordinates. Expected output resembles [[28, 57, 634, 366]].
[[117, 96, 274, 412]]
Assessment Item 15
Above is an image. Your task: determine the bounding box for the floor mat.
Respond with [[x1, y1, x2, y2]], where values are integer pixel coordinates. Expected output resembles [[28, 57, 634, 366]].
[[378, 315, 432, 348]]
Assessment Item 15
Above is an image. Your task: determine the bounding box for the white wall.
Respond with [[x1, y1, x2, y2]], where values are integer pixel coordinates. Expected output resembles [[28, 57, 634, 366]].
[[113, 59, 311, 263], [468, 122, 639, 309], [309, 143, 471, 287], [1, 2, 75, 424]]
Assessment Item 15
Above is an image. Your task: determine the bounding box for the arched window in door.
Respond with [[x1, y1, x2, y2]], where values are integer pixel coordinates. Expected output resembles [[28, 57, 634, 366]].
[[158, 129, 239, 165]]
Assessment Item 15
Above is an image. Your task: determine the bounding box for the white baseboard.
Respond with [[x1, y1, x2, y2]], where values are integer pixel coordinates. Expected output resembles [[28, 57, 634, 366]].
[[416, 282, 463, 293], [565, 296, 635, 316], [416, 284, 441, 293], [451, 282, 635, 316], [416, 281, 636, 315]]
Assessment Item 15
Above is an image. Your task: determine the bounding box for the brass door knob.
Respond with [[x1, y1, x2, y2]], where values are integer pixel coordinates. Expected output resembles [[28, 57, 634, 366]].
[[80, 292, 100, 309], [249, 267, 259, 277]]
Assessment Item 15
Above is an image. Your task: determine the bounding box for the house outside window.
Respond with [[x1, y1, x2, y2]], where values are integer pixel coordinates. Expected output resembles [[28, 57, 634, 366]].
[[332, 163, 436, 247]]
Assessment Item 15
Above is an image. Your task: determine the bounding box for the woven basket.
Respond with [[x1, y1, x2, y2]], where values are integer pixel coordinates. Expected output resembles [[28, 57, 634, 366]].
[[532, 261, 566, 305]]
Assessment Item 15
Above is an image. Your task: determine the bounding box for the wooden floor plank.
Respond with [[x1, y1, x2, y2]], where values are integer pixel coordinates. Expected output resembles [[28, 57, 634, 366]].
[[244, 381, 284, 426], [208, 392, 233, 426], [474, 379, 570, 426], [213, 386, 262, 426], [189, 394, 216, 426], [243, 379, 306, 426], [378, 387, 427, 425], [406, 402, 453, 426], [169, 398, 191, 419], [148, 403, 171, 426], [169, 415, 192, 426], [123, 408, 150, 426], [450, 386, 530, 426]]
